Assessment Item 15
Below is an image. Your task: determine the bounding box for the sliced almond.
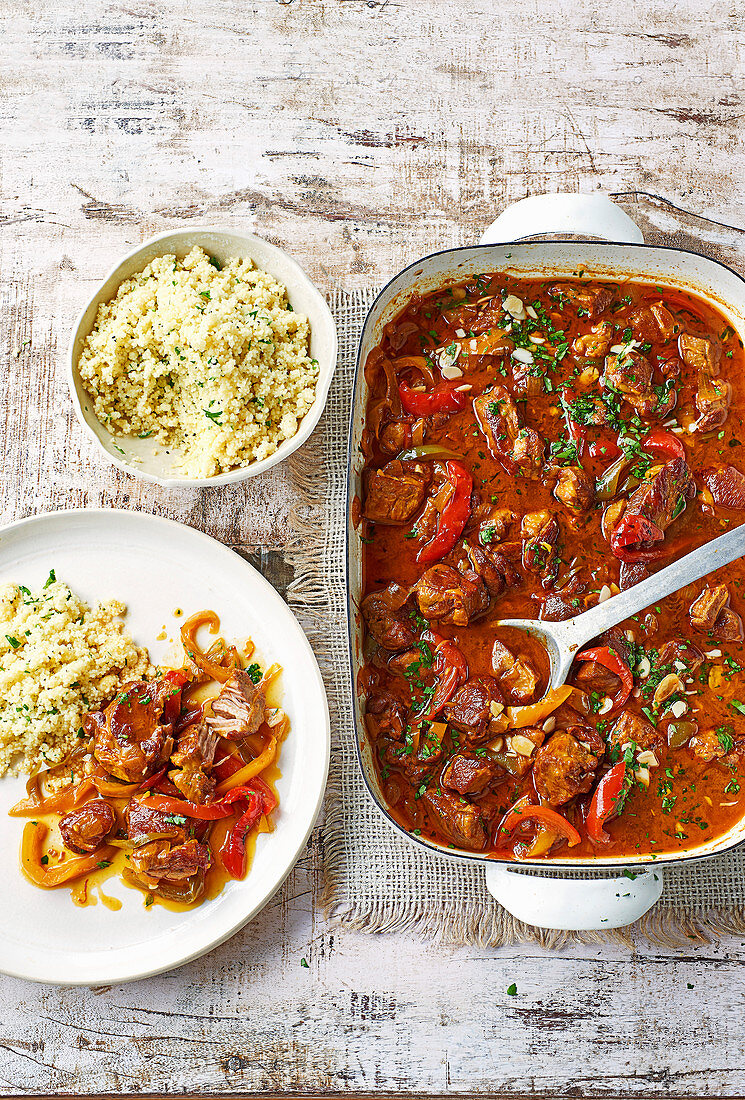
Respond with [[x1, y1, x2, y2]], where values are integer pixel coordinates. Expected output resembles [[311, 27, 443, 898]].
[[512, 348, 534, 365], [511, 734, 536, 757], [637, 749, 658, 767], [503, 294, 526, 320], [441, 364, 463, 380]]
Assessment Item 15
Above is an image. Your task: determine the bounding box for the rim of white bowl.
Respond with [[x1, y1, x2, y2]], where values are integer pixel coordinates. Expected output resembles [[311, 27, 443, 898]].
[[67, 226, 338, 488]]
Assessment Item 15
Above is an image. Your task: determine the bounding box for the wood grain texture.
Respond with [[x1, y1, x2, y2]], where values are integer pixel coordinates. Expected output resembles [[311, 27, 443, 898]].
[[2, 0, 745, 1094]]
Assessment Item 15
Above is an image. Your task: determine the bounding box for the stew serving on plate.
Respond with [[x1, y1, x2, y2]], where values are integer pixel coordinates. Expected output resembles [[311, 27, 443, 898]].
[[358, 272, 745, 860]]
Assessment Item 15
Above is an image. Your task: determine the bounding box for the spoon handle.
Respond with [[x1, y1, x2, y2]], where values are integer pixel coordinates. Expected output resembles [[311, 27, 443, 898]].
[[565, 520, 745, 652]]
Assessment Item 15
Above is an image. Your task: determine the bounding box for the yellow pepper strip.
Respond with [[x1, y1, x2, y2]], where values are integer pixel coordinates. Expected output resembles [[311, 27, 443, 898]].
[[506, 685, 573, 729], [215, 737, 277, 794], [21, 821, 115, 889]]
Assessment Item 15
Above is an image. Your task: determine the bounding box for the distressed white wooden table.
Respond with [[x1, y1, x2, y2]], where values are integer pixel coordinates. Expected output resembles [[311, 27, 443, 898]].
[[2, 0, 745, 1093]]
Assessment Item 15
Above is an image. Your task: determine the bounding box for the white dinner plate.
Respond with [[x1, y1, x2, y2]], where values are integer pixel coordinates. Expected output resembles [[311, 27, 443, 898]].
[[0, 510, 330, 985]]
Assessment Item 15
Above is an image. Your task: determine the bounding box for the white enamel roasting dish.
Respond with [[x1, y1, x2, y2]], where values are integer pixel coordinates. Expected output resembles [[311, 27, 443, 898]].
[[346, 193, 745, 931]]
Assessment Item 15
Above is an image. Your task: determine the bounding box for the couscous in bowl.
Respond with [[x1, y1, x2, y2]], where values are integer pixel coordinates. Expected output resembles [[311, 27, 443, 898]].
[[68, 228, 337, 488]]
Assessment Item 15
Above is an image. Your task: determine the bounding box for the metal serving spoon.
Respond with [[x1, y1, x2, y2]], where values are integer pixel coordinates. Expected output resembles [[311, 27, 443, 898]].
[[497, 521, 745, 693]]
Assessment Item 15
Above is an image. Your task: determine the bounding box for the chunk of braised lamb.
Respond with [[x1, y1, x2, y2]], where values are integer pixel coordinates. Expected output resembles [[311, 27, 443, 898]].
[[422, 788, 486, 850], [491, 639, 514, 677], [679, 333, 719, 376], [467, 504, 515, 546], [659, 354, 683, 379], [548, 702, 588, 730], [572, 395, 612, 426], [598, 626, 634, 670], [619, 560, 650, 590], [689, 727, 743, 765], [701, 465, 745, 510], [128, 838, 211, 901], [714, 607, 744, 642], [608, 710, 662, 753], [654, 639, 704, 679], [413, 564, 489, 627], [364, 461, 427, 524], [572, 320, 613, 359], [604, 349, 653, 405], [521, 511, 560, 585], [443, 677, 504, 742], [553, 466, 594, 513], [511, 427, 545, 478], [696, 374, 732, 432], [678, 334, 731, 432], [573, 660, 621, 696], [365, 692, 408, 742], [629, 301, 678, 343], [512, 360, 544, 398], [499, 657, 540, 703], [462, 540, 521, 597], [388, 649, 425, 677], [532, 731, 600, 806], [379, 421, 409, 456], [549, 283, 612, 317], [59, 802, 116, 855], [362, 583, 417, 651], [690, 584, 729, 632], [625, 457, 695, 531], [90, 680, 175, 784], [126, 799, 188, 845], [473, 386, 521, 463], [206, 669, 265, 740], [441, 754, 496, 795], [169, 722, 217, 803], [540, 594, 579, 621]]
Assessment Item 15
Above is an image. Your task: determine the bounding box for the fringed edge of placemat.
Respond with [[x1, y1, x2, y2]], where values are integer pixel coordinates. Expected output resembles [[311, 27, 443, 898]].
[[283, 299, 745, 952]]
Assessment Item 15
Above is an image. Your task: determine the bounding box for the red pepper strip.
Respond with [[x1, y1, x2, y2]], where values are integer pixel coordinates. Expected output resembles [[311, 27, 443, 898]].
[[575, 645, 633, 712], [175, 703, 203, 733], [142, 785, 260, 820], [498, 801, 581, 848], [135, 766, 168, 793], [417, 460, 473, 565], [414, 631, 468, 724], [212, 752, 245, 784], [164, 669, 191, 688], [642, 428, 685, 462], [162, 669, 190, 724], [219, 778, 278, 879], [610, 513, 665, 563], [586, 762, 629, 844], [398, 381, 468, 418]]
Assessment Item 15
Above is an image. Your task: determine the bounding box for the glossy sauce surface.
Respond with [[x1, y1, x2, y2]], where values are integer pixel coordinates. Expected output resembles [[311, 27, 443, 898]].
[[359, 273, 745, 862]]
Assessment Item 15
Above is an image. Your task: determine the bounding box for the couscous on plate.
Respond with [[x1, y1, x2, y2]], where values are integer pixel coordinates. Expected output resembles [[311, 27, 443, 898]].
[[0, 574, 151, 775]]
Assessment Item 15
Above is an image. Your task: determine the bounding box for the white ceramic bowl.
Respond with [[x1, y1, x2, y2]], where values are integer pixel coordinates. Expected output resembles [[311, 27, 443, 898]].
[[67, 227, 337, 488]]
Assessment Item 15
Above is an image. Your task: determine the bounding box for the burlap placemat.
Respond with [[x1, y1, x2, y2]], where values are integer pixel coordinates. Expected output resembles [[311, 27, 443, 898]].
[[286, 287, 745, 948]]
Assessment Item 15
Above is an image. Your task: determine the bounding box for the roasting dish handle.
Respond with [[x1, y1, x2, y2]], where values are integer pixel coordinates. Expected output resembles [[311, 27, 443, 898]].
[[480, 192, 645, 247], [484, 864, 664, 930]]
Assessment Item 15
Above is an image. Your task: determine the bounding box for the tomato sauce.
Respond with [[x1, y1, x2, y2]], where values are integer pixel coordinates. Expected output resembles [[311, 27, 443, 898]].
[[358, 273, 745, 861]]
